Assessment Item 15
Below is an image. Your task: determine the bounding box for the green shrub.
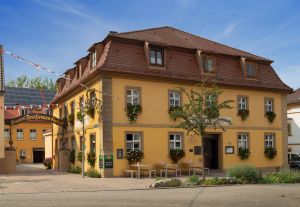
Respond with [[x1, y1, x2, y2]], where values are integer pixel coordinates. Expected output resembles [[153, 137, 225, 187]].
[[262, 170, 300, 184], [77, 151, 84, 162], [43, 158, 52, 169], [238, 147, 250, 160], [68, 166, 82, 174], [69, 149, 75, 164], [187, 175, 200, 185], [85, 106, 95, 119], [227, 165, 258, 184], [264, 147, 277, 159], [169, 149, 185, 163], [87, 151, 96, 168], [125, 149, 144, 164], [155, 179, 182, 187], [202, 177, 239, 185], [77, 111, 84, 122], [86, 168, 101, 178]]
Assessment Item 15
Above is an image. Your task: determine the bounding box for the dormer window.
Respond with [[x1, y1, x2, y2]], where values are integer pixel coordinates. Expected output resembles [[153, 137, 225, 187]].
[[150, 47, 163, 66], [246, 62, 256, 78], [91, 52, 97, 68], [203, 55, 214, 73], [19, 108, 26, 116]]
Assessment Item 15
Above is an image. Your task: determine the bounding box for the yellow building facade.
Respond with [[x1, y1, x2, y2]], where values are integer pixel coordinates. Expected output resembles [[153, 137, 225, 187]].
[[51, 27, 291, 177]]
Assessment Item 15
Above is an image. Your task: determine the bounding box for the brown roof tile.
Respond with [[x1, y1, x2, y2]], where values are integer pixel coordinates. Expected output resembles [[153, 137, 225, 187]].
[[288, 88, 300, 104]]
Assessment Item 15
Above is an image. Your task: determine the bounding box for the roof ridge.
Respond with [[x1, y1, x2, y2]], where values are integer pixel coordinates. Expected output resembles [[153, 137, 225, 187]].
[[166, 27, 273, 62], [110, 26, 170, 36]]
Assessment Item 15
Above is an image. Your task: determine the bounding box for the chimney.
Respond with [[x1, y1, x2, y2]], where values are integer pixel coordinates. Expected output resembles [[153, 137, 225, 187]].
[[109, 31, 118, 34], [0, 45, 4, 92]]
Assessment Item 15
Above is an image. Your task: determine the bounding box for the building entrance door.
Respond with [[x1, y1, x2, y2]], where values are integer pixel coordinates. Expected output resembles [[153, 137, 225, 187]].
[[204, 134, 219, 169]]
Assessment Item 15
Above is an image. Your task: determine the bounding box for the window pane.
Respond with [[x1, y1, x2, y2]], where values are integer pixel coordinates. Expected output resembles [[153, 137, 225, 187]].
[[126, 134, 133, 141]]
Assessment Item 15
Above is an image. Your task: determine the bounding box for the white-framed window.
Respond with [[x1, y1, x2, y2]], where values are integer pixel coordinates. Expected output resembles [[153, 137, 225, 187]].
[[206, 94, 217, 109], [4, 128, 10, 140], [265, 99, 273, 112], [126, 132, 141, 152], [29, 129, 37, 140], [265, 134, 274, 148], [169, 91, 181, 107], [246, 62, 256, 78], [16, 129, 23, 140], [169, 133, 182, 149], [203, 55, 214, 73], [19, 108, 26, 116], [126, 88, 140, 105], [91, 51, 97, 68], [238, 96, 248, 110], [150, 47, 163, 65], [20, 149, 26, 159], [238, 133, 248, 149], [42, 129, 47, 141]]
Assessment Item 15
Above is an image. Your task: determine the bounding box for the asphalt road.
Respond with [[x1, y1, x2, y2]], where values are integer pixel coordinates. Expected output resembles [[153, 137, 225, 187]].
[[1, 184, 300, 207]]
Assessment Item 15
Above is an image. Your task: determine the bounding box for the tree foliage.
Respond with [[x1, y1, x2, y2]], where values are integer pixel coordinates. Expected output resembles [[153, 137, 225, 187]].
[[170, 82, 234, 137], [6, 75, 55, 90]]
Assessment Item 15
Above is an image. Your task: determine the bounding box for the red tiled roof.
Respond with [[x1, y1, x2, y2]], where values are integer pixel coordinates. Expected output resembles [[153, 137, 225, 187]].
[[109, 26, 272, 62], [288, 88, 300, 104], [51, 26, 292, 104], [5, 109, 19, 119]]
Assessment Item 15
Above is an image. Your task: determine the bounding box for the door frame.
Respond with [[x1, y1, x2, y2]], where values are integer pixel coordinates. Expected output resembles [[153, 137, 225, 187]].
[[203, 133, 223, 170]]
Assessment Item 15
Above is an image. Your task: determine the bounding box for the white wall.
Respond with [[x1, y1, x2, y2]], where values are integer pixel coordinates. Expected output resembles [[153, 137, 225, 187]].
[[44, 133, 53, 158], [288, 105, 300, 153]]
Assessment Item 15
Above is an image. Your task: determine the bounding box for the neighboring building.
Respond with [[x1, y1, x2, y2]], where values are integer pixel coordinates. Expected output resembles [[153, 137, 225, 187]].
[[0, 45, 4, 158], [4, 87, 55, 163], [51, 26, 292, 177], [287, 88, 300, 153]]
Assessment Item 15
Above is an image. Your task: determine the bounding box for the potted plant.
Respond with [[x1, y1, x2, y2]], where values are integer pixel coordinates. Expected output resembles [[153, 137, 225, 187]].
[[238, 109, 249, 121], [169, 149, 185, 163], [43, 158, 52, 169], [125, 149, 144, 164], [77, 111, 84, 122], [69, 149, 75, 164], [169, 106, 182, 120], [237, 147, 250, 160], [264, 147, 277, 159], [85, 105, 95, 119], [265, 111, 276, 123], [68, 113, 75, 126], [87, 151, 96, 168], [20, 155, 26, 162], [126, 103, 142, 123]]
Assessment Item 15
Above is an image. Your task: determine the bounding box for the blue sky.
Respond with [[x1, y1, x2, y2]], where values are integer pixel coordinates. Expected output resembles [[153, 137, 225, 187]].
[[1, 0, 300, 89]]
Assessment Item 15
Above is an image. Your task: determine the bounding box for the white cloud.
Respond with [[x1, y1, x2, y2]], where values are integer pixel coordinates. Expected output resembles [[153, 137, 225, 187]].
[[223, 23, 236, 37], [175, 0, 193, 9]]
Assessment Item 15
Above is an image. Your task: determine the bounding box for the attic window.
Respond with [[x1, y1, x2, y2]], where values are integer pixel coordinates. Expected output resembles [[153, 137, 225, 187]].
[[91, 51, 97, 68], [246, 62, 256, 78], [150, 47, 163, 66], [203, 55, 214, 73]]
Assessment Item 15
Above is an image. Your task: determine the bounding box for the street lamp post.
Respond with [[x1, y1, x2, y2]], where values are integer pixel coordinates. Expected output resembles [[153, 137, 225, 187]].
[[81, 107, 85, 178]]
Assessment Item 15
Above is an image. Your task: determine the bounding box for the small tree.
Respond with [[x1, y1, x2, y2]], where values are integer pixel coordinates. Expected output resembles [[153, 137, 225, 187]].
[[87, 151, 96, 168], [170, 81, 234, 179]]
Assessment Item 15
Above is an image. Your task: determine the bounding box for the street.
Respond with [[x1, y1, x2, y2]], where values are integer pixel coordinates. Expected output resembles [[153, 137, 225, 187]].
[[1, 165, 300, 207], [1, 184, 300, 207]]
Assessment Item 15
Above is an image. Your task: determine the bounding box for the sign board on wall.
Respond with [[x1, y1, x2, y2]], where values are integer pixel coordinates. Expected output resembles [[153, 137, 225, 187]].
[[99, 155, 113, 169]]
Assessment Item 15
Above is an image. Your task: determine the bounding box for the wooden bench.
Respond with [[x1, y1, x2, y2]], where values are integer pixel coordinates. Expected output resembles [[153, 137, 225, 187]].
[[123, 170, 137, 178]]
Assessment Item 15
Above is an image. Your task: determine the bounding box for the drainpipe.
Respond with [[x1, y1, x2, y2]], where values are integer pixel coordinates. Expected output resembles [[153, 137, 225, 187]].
[[81, 109, 85, 178]]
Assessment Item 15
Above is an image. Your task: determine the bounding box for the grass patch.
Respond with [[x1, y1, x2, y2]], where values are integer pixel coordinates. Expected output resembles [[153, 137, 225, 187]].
[[68, 166, 82, 174], [154, 179, 182, 188], [86, 168, 101, 178]]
